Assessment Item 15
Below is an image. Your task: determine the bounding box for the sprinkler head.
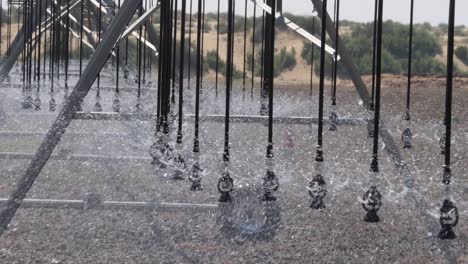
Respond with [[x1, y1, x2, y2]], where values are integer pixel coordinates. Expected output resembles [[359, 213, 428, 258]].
[[309, 174, 327, 209], [367, 119, 375, 138], [362, 186, 382, 223], [49, 98, 57, 112], [34, 96, 41, 111], [439, 133, 446, 155], [260, 103, 268, 116], [442, 166, 451, 185], [266, 144, 274, 159], [404, 111, 411, 121], [370, 157, 379, 173], [218, 171, 234, 203], [329, 112, 338, 131], [172, 153, 187, 180], [315, 146, 324, 162], [135, 102, 143, 112], [438, 199, 458, 240], [189, 162, 203, 191], [176, 131, 183, 144], [112, 98, 121, 113], [223, 150, 230, 162], [94, 101, 103, 112], [262, 170, 279, 202], [193, 139, 200, 153], [22, 95, 33, 109], [402, 128, 412, 149]]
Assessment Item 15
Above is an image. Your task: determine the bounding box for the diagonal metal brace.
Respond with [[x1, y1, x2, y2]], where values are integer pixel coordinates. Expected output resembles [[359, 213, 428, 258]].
[[0, 0, 143, 237], [310, 0, 371, 106]]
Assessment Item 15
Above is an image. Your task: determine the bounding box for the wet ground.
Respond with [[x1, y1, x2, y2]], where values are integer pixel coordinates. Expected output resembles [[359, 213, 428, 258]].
[[0, 69, 468, 263]]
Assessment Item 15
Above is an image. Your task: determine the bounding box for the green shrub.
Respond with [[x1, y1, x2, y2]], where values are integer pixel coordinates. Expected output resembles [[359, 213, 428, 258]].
[[274, 47, 297, 76], [205, 50, 242, 78], [206, 50, 225, 73], [455, 46, 468, 65]]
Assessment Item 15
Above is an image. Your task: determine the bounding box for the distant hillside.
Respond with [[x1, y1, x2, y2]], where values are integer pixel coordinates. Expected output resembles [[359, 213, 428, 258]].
[[188, 13, 468, 84]]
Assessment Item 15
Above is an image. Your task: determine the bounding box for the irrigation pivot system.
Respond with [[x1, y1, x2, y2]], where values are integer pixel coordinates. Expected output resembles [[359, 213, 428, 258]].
[[0, 0, 462, 245]]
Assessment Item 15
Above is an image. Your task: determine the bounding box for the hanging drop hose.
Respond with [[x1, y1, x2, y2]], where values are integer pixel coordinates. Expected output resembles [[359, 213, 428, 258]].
[[242, 0, 248, 99], [187, 0, 193, 91], [0, 0, 2, 56], [265, 0, 275, 159], [310, 16, 315, 97], [332, 0, 340, 106], [50, 0, 55, 97], [125, 31, 129, 78], [193, 0, 202, 153], [21, 2, 26, 96], [231, 0, 236, 93], [136, 2, 143, 111], [43, 0, 47, 80], [142, 0, 148, 85], [28, 1, 31, 85], [34, 1, 41, 111], [443, 0, 455, 186], [65, 0, 70, 87], [37, 0, 42, 85], [159, 0, 169, 131], [215, 0, 220, 97], [94, 0, 103, 112], [166, 0, 174, 122], [56, 0, 61, 81], [260, 10, 264, 94], [7, 1, 11, 55], [406, 0, 414, 121], [223, 0, 234, 163], [360, 0, 384, 224], [329, 0, 336, 104], [78, 0, 84, 75], [401, 0, 414, 149], [200, 0, 205, 92], [219, 0, 235, 203], [33, 0, 38, 83], [371, 0, 383, 173], [171, 0, 178, 104], [263, 0, 278, 202], [177, 0, 187, 144], [438, 0, 458, 241], [188, 0, 204, 192], [156, 3, 164, 131], [114, 0, 121, 113], [251, 4, 256, 100], [370, 0, 378, 111], [315, 0, 328, 162]]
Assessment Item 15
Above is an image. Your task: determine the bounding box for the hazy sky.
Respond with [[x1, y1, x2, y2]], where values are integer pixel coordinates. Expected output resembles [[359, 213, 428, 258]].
[[199, 0, 468, 26]]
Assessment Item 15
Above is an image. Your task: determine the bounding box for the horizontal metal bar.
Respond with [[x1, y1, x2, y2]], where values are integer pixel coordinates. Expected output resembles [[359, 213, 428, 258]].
[[0, 131, 124, 137], [0, 152, 152, 162], [189, 114, 368, 125], [72, 111, 157, 121], [1, 83, 156, 92], [0, 198, 218, 211], [2, 112, 368, 125], [71, 113, 367, 125]]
